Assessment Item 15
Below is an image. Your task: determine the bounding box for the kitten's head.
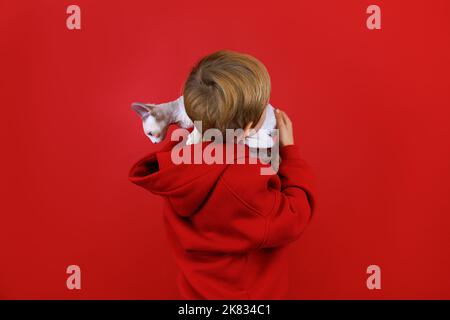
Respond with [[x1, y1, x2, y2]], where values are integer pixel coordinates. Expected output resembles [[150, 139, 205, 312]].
[[131, 102, 169, 143]]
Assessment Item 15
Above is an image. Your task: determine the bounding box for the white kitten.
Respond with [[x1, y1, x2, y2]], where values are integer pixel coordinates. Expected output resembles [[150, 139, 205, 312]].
[[131, 96, 192, 143], [132, 96, 276, 148]]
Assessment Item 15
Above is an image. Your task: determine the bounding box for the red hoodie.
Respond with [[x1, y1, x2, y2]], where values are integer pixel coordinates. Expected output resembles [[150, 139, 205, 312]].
[[129, 138, 316, 299]]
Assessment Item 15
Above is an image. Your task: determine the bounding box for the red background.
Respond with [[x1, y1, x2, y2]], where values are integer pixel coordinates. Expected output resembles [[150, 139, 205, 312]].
[[1, 0, 450, 299]]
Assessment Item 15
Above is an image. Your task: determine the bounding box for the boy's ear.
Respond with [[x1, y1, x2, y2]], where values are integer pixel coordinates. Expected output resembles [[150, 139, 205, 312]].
[[131, 102, 154, 118], [243, 122, 254, 137]]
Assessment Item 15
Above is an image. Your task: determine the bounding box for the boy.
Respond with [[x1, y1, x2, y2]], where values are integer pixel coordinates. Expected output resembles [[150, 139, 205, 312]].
[[129, 50, 316, 299]]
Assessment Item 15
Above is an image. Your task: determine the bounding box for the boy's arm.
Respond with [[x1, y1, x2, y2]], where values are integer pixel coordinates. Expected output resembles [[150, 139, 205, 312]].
[[261, 144, 316, 248], [259, 109, 316, 247]]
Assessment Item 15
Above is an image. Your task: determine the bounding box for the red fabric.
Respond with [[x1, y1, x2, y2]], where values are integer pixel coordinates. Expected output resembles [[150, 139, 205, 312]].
[[129, 140, 316, 299]]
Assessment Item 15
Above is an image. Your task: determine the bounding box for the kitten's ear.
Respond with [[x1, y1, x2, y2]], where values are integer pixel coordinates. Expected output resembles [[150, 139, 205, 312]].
[[131, 102, 155, 118]]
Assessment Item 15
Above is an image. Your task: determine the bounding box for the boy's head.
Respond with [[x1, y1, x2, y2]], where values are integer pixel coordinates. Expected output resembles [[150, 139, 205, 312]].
[[183, 50, 271, 136]]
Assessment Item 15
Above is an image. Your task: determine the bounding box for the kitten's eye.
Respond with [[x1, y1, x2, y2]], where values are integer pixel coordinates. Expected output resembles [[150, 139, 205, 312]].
[[147, 131, 161, 138]]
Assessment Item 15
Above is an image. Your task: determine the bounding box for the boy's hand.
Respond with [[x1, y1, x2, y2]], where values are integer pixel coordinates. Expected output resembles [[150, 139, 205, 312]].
[[275, 109, 294, 147]]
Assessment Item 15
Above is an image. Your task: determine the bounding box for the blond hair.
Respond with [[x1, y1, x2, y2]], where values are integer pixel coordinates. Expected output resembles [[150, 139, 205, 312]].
[[183, 50, 271, 135]]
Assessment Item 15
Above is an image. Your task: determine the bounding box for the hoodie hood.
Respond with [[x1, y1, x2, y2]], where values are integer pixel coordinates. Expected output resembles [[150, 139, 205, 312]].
[[129, 142, 252, 217]]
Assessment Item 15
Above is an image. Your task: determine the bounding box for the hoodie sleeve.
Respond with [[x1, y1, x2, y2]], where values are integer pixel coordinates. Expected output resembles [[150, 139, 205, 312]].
[[261, 144, 316, 248]]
